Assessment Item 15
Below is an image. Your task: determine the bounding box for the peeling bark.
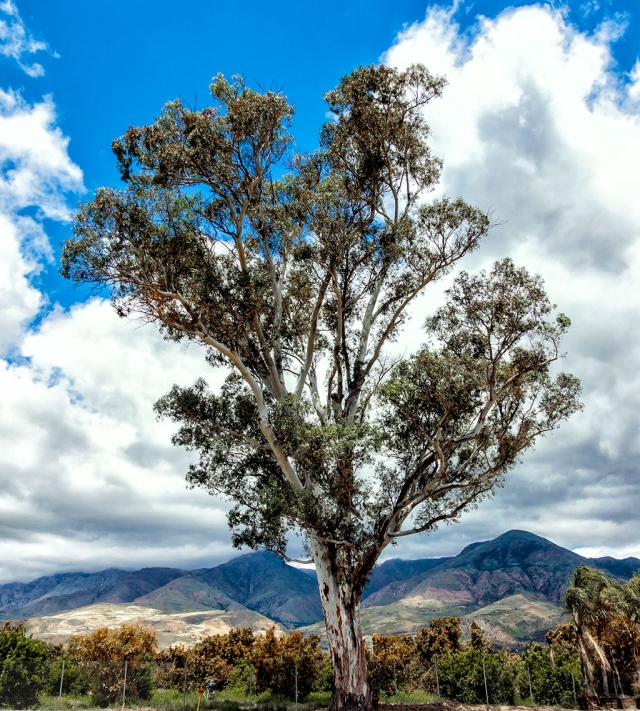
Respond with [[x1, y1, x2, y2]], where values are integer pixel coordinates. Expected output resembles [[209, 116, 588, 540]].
[[311, 537, 374, 711]]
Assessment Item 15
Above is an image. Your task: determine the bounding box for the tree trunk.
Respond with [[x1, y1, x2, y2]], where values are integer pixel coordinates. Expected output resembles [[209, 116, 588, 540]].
[[632, 641, 640, 695], [577, 630, 593, 696], [311, 537, 374, 711], [596, 631, 610, 697], [600, 660, 610, 697]]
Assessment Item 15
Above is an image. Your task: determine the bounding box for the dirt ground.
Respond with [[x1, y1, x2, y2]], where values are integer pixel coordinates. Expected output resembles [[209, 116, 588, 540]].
[[132, 704, 575, 711], [377, 704, 573, 711]]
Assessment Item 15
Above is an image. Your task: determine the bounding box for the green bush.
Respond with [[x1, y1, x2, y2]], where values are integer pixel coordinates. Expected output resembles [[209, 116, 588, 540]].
[[518, 642, 581, 707], [312, 657, 333, 693], [0, 623, 51, 708], [437, 648, 518, 705], [46, 656, 91, 696]]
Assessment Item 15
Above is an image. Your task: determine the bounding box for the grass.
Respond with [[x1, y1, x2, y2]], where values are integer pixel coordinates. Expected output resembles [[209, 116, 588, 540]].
[[37, 688, 440, 710], [379, 690, 439, 704], [38, 693, 95, 709]]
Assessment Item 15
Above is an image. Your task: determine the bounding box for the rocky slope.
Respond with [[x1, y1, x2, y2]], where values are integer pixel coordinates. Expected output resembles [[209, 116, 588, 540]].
[[23, 603, 283, 649]]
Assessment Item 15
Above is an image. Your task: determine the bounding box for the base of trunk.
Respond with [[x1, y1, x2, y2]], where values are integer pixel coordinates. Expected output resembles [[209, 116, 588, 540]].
[[329, 690, 374, 711]]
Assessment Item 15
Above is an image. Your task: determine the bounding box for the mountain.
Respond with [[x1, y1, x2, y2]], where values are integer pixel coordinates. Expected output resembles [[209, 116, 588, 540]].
[[363, 530, 599, 609], [347, 530, 639, 644], [0, 552, 322, 628], [362, 557, 451, 600], [4, 530, 639, 644], [589, 556, 640, 580], [190, 551, 323, 626], [134, 576, 245, 612], [0, 568, 188, 619]]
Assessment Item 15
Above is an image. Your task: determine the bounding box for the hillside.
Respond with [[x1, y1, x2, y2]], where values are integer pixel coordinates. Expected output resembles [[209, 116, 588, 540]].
[[22, 603, 283, 649], [467, 594, 567, 640], [190, 551, 323, 626]]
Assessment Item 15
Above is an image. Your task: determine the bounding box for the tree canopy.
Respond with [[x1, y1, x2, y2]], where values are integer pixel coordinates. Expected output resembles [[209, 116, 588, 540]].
[[61, 63, 581, 711]]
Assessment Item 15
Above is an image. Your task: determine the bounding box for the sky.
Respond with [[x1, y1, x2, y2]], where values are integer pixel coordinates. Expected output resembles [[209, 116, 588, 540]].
[[0, 0, 639, 584]]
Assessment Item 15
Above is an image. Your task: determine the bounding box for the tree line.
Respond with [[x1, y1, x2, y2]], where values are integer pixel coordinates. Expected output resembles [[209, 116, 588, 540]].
[[0, 616, 583, 708], [3, 564, 637, 709]]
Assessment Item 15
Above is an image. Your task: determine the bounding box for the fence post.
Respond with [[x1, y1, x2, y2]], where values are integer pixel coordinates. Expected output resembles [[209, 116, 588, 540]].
[[482, 656, 489, 706], [393, 659, 398, 703], [183, 661, 188, 711], [56, 659, 65, 711], [295, 664, 298, 711], [571, 670, 578, 709], [527, 663, 534, 705], [435, 657, 440, 702], [122, 660, 128, 709]]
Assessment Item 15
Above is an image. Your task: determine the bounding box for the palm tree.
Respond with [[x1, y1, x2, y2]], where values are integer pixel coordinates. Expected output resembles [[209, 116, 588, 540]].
[[619, 573, 640, 695], [566, 566, 618, 698]]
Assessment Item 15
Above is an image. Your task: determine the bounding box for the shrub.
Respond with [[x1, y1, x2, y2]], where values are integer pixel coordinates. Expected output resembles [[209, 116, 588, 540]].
[[67, 624, 158, 705], [0, 623, 51, 709], [437, 648, 518, 705], [519, 642, 581, 707]]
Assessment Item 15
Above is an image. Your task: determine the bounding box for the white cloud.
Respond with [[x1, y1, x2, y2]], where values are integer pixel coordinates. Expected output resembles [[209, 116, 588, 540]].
[[0, 0, 48, 77], [0, 300, 233, 583], [0, 54, 232, 581], [380, 3, 640, 558], [0, 90, 83, 350]]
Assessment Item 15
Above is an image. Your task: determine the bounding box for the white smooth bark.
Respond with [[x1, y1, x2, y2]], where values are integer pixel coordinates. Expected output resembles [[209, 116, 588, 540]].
[[311, 536, 373, 711]]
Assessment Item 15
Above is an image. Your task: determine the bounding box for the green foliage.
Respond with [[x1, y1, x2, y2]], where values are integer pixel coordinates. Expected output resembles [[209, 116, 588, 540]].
[[519, 642, 581, 707], [312, 657, 333, 692], [436, 648, 518, 705], [227, 659, 252, 695], [46, 656, 91, 696], [0, 623, 51, 708]]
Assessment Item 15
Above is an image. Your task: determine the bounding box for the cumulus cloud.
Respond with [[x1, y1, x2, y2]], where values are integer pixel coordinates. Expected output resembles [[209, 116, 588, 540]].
[[0, 8, 233, 582], [0, 300, 234, 582], [380, 3, 640, 559], [3, 1, 640, 585], [0, 92, 234, 579], [0, 90, 83, 351], [0, 0, 48, 77]]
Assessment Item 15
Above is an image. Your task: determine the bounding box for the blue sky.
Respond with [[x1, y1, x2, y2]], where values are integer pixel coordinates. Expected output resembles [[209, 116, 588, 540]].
[[9, 0, 640, 306], [1, 0, 640, 582]]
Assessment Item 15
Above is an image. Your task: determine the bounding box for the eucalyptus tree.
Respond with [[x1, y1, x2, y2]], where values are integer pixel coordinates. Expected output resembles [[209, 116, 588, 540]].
[[61, 64, 582, 711]]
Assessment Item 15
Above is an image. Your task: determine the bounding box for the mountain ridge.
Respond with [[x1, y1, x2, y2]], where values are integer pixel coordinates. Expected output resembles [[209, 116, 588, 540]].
[[3, 531, 639, 638]]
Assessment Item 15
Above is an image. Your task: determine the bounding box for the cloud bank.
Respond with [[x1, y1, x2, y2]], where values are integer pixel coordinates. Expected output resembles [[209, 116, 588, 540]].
[[1, 2, 639, 584], [382, 3, 640, 559]]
